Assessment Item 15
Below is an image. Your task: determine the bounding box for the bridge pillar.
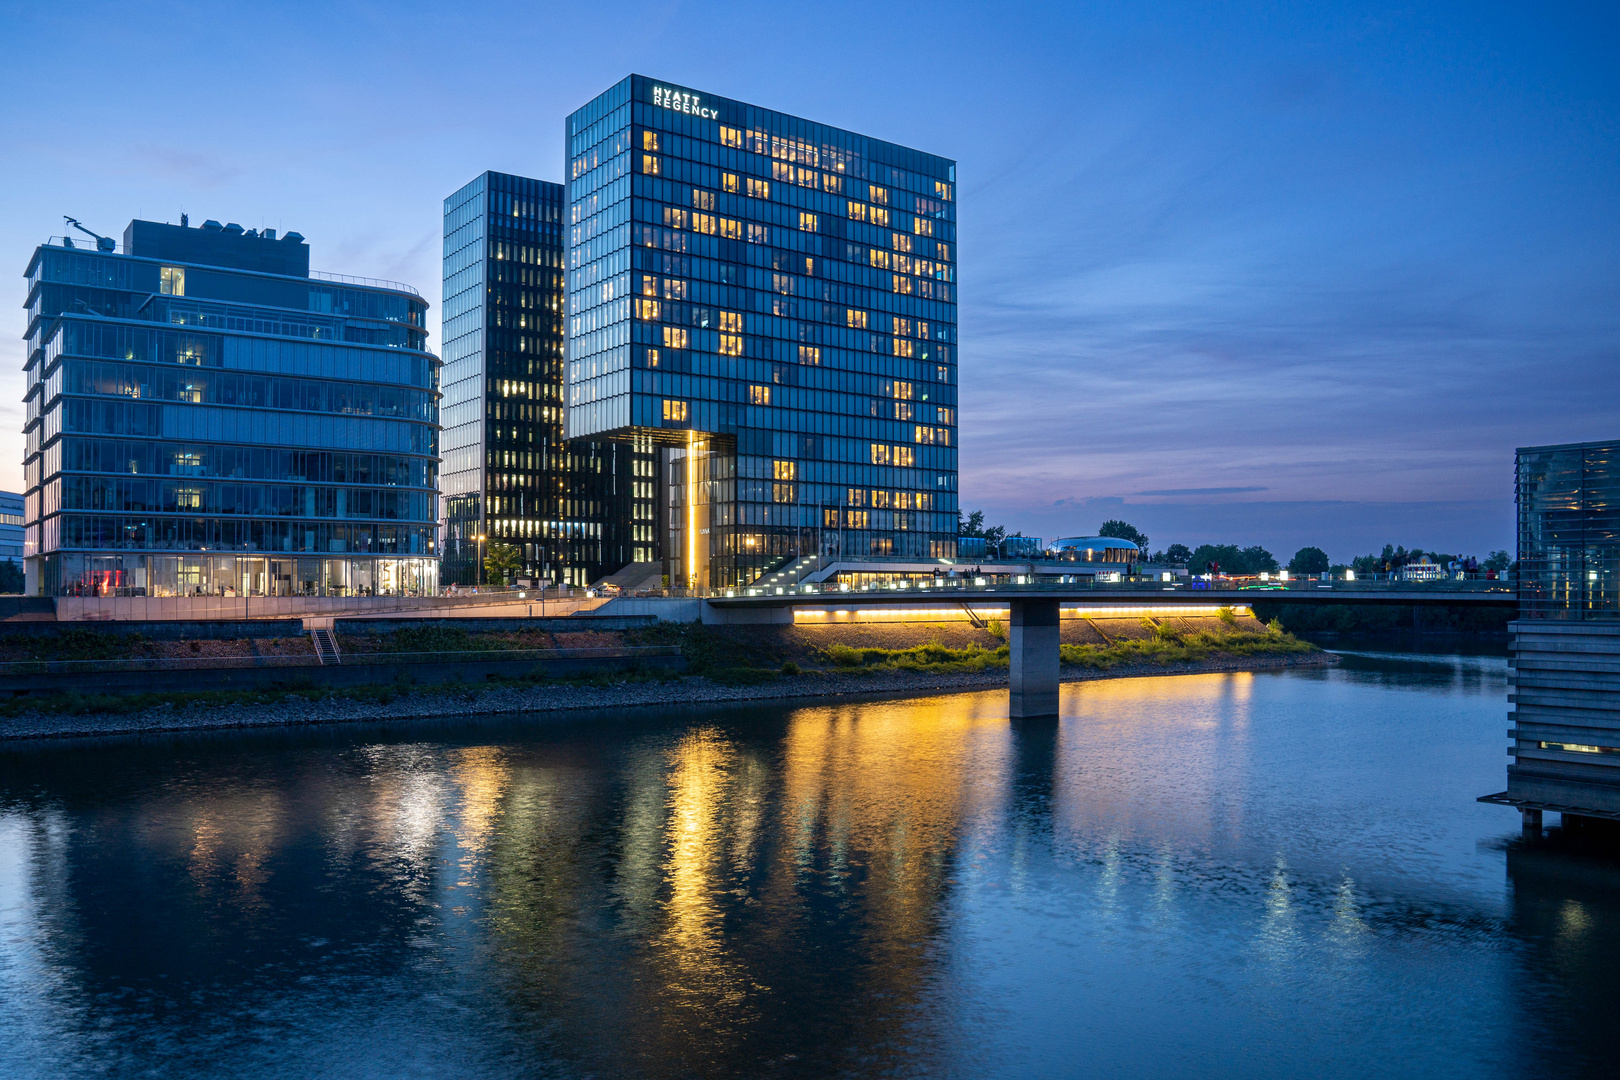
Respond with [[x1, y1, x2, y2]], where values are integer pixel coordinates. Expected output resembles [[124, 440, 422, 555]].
[[1009, 598, 1061, 719]]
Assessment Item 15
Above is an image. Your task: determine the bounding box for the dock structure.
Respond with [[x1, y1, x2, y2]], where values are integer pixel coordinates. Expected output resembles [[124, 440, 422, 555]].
[[1482, 440, 1620, 834]]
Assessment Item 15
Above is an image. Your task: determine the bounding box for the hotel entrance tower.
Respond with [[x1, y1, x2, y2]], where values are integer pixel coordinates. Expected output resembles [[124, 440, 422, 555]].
[[564, 76, 959, 588]]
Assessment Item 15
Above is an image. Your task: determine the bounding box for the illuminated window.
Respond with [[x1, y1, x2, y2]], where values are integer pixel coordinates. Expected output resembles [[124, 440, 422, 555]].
[[635, 298, 660, 320], [639, 274, 658, 296], [662, 399, 689, 422], [913, 217, 934, 236], [718, 334, 743, 357], [642, 154, 660, 175], [895, 317, 913, 337], [160, 266, 185, 296], [847, 201, 867, 222], [824, 508, 840, 527], [747, 223, 769, 244], [1540, 741, 1620, 754], [773, 460, 797, 480], [937, 364, 950, 382], [871, 207, 890, 227], [893, 233, 913, 252], [894, 402, 914, 421], [893, 275, 914, 295], [645, 347, 660, 368], [895, 254, 913, 275], [846, 488, 867, 506], [642, 130, 659, 150], [718, 311, 742, 332], [720, 125, 743, 148], [692, 213, 716, 235], [798, 345, 820, 365], [871, 490, 892, 508], [915, 425, 935, 444], [935, 180, 953, 201], [772, 273, 796, 295], [749, 384, 771, 405], [869, 248, 890, 269], [663, 207, 688, 229], [663, 327, 689, 349], [693, 189, 714, 210], [663, 278, 688, 299], [870, 537, 893, 555], [937, 406, 955, 425], [747, 178, 770, 199], [870, 444, 891, 465], [894, 446, 916, 467], [720, 218, 742, 239], [869, 185, 889, 204], [893, 338, 914, 357], [772, 483, 797, 503], [847, 309, 869, 329], [174, 486, 203, 509], [848, 510, 870, 529], [722, 172, 740, 193], [822, 173, 843, 193], [799, 212, 818, 231]]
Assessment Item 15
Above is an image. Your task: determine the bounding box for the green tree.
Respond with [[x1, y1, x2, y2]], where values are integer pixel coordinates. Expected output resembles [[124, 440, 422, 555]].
[[1484, 550, 1511, 572], [483, 541, 523, 585], [0, 559, 22, 594], [1189, 543, 1278, 576], [1165, 543, 1192, 565], [957, 510, 1004, 546], [1098, 519, 1149, 552], [1288, 546, 1330, 574]]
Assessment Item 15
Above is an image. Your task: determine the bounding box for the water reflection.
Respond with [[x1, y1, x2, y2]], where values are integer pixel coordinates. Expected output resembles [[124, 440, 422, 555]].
[[0, 653, 1612, 1078]]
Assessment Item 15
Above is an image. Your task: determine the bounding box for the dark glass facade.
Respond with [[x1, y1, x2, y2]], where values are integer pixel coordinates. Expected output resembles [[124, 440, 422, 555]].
[[442, 172, 657, 587], [21, 220, 440, 596], [564, 76, 958, 588], [1517, 440, 1619, 619]]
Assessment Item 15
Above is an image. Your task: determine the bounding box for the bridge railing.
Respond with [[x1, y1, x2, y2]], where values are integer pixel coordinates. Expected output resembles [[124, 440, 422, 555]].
[[684, 578, 1517, 601]]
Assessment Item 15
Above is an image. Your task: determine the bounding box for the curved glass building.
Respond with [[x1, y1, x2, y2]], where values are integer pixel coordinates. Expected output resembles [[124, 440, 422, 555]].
[[21, 218, 440, 597]]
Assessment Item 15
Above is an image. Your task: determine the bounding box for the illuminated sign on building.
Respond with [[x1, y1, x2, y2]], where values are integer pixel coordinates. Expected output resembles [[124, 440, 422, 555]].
[[651, 86, 718, 119]]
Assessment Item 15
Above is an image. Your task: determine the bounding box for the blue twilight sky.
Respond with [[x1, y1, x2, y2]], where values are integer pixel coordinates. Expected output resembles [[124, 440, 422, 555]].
[[3, 1, 1616, 562]]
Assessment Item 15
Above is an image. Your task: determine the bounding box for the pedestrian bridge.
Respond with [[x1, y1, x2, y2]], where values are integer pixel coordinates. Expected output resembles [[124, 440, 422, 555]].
[[699, 579, 1515, 719]]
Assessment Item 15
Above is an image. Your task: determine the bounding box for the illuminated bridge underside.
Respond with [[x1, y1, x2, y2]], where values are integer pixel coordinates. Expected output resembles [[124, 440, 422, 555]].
[[701, 584, 1516, 720]]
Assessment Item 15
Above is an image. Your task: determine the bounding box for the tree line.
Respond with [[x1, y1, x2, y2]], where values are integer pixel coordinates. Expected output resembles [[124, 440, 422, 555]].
[[958, 510, 1510, 576]]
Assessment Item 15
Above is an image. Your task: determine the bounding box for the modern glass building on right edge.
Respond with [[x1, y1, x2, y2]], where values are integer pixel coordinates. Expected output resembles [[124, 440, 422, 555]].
[[1499, 439, 1620, 827], [564, 76, 958, 589]]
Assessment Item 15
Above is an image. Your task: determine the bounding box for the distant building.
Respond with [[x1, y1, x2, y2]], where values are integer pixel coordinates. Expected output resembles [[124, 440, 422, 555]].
[[21, 218, 440, 596], [1048, 536, 1140, 564], [1399, 558, 1445, 582], [1501, 439, 1620, 823], [440, 172, 654, 587], [0, 491, 22, 563]]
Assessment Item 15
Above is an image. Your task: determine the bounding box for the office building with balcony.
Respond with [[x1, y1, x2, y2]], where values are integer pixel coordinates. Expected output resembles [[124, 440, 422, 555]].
[[1502, 439, 1620, 821], [441, 171, 656, 587], [564, 76, 958, 588], [0, 491, 23, 565], [21, 218, 440, 596]]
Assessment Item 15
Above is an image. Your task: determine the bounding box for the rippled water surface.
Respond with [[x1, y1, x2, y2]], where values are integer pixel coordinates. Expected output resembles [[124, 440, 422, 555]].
[[2, 654, 1615, 1079]]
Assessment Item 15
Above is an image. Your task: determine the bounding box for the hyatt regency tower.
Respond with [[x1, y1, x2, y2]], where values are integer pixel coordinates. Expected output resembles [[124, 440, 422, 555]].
[[564, 76, 959, 588]]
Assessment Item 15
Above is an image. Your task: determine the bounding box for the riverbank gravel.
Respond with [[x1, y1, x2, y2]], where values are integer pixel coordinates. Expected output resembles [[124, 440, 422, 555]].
[[0, 651, 1337, 742]]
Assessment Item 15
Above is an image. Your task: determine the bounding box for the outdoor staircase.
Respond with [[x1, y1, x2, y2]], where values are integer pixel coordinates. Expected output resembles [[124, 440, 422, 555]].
[[310, 627, 342, 665], [754, 556, 820, 590]]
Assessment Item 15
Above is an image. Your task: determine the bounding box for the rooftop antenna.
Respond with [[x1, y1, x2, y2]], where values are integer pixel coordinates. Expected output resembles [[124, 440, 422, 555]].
[[63, 216, 116, 252], [181, 212, 189, 227]]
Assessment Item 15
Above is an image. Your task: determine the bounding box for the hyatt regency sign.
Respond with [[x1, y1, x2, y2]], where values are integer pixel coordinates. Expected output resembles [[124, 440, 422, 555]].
[[652, 86, 718, 119]]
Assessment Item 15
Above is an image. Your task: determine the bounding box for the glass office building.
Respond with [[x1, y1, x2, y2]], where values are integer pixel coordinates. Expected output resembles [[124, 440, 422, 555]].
[[21, 218, 440, 597], [441, 171, 656, 587], [564, 76, 958, 588], [1517, 440, 1619, 619]]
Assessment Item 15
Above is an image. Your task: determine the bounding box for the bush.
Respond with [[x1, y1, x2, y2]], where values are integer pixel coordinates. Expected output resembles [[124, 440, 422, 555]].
[[985, 619, 1006, 641], [1217, 606, 1238, 628], [781, 661, 801, 676]]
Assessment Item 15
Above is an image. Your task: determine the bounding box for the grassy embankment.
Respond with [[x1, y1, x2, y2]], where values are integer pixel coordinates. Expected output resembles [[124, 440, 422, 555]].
[[819, 609, 1315, 674]]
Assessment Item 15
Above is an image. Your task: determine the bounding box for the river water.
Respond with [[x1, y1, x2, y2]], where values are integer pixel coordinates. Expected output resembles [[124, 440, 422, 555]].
[[0, 653, 1614, 1079]]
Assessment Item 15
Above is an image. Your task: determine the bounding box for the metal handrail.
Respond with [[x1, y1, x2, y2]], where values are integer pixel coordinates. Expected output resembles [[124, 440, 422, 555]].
[[310, 270, 422, 297]]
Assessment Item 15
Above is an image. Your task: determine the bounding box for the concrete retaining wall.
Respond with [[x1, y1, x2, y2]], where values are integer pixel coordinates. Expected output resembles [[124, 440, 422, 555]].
[[0, 650, 684, 699]]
